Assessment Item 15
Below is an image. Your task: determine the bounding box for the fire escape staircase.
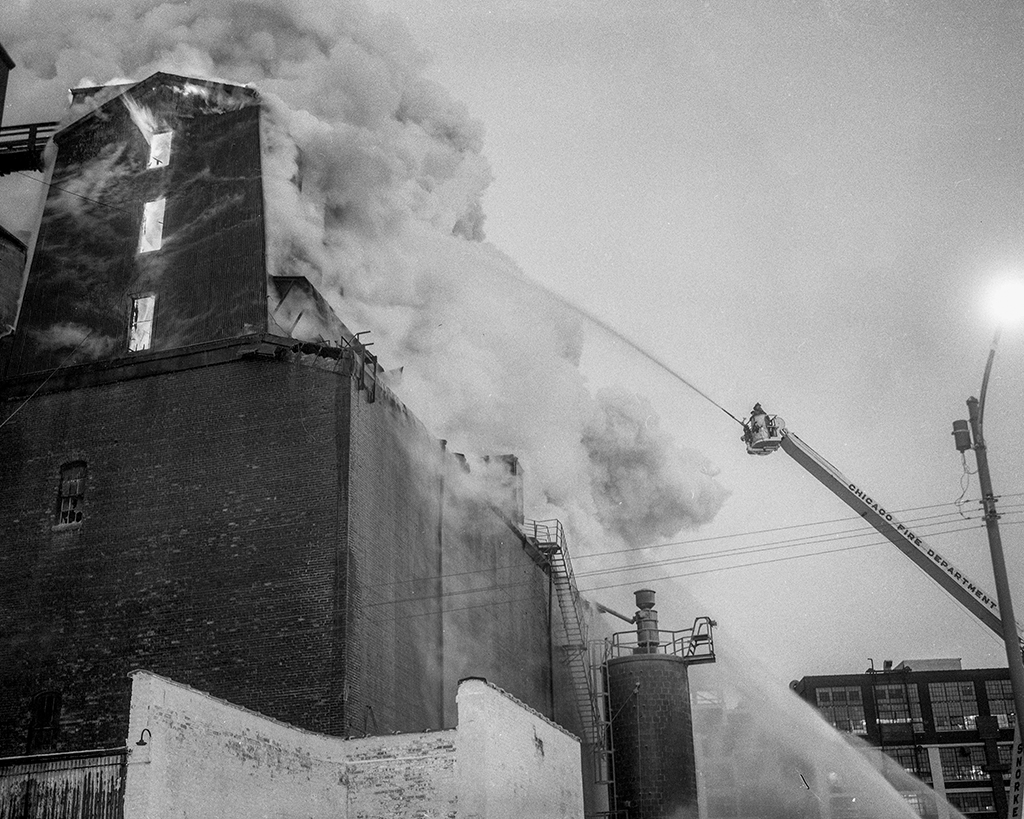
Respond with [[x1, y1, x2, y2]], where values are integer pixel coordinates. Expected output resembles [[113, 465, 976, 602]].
[[521, 519, 622, 818]]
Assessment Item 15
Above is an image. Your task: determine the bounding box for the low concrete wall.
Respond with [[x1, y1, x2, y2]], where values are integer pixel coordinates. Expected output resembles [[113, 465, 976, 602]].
[[457, 677, 584, 819], [122, 671, 582, 819]]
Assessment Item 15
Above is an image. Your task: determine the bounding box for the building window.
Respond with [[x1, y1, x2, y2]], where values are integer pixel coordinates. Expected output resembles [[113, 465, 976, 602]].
[[874, 682, 924, 733], [986, 679, 1015, 729], [56, 462, 86, 526], [148, 131, 172, 168], [999, 742, 1014, 767], [815, 686, 868, 734], [900, 793, 928, 816], [139, 198, 166, 253], [930, 681, 979, 731], [128, 295, 156, 352], [939, 745, 988, 781], [26, 691, 61, 753], [946, 789, 996, 814], [885, 745, 932, 782]]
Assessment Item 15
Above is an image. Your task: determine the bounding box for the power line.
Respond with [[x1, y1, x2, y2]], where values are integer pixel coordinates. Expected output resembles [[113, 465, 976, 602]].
[[351, 501, 1018, 595], [572, 497, 1024, 561], [355, 513, 1020, 613], [0, 330, 96, 430], [15, 170, 135, 215], [575, 519, 990, 580]]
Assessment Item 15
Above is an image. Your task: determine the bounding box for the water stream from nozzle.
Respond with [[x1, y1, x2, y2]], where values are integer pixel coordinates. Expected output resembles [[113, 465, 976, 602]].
[[535, 279, 746, 427]]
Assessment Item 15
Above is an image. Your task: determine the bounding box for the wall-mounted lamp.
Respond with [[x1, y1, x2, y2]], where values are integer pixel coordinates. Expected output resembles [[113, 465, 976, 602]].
[[135, 728, 152, 747]]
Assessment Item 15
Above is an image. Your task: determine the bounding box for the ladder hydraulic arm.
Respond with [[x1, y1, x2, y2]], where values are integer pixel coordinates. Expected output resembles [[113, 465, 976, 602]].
[[743, 406, 1008, 640]]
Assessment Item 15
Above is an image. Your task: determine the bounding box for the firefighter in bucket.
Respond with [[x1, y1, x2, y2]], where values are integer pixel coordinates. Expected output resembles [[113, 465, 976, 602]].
[[743, 403, 784, 455]]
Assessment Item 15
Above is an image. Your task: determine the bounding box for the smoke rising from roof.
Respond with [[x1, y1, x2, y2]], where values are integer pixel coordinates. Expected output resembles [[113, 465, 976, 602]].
[[2, 0, 728, 550]]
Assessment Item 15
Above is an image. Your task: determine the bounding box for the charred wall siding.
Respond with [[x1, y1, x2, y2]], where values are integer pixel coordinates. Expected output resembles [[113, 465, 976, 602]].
[[0, 354, 554, 754], [3, 76, 266, 378]]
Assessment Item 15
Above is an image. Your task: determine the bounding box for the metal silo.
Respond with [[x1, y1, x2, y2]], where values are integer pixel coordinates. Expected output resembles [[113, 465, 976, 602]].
[[603, 590, 716, 819]]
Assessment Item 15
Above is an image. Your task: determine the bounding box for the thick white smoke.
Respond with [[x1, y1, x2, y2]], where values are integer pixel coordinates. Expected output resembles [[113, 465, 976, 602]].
[[1, 0, 728, 551]]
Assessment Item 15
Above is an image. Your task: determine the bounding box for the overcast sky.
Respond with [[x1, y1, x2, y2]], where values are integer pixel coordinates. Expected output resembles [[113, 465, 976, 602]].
[[367, 0, 1024, 679], [3, 0, 1024, 686]]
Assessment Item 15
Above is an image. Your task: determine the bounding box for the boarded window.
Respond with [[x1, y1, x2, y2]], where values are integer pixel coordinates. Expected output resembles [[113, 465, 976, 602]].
[[148, 131, 173, 168], [128, 295, 156, 352], [139, 198, 166, 253], [26, 691, 62, 753], [56, 462, 86, 526]]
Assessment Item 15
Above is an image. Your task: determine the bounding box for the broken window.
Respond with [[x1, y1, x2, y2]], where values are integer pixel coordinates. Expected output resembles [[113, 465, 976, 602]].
[[139, 198, 166, 253], [56, 462, 86, 526], [128, 294, 156, 352], [26, 691, 62, 753], [148, 131, 172, 168]]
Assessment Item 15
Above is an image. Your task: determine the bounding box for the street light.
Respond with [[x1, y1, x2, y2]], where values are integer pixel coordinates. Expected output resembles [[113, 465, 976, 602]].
[[952, 281, 1024, 816]]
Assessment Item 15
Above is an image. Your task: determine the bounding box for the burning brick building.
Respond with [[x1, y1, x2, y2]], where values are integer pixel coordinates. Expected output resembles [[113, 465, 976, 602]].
[[0, 72, 560, 756]]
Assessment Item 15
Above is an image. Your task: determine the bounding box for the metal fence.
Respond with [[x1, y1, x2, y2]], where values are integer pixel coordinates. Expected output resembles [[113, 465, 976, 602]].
[[0, 748, 126, 819]]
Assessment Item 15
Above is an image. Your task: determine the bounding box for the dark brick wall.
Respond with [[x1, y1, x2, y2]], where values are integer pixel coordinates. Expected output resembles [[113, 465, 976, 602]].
[[0, 357, 347, 753], [608, 655, 698, 819], [342, 387, 552, 734], [0, 352, 555, 754], [437, 481, 552, 728]]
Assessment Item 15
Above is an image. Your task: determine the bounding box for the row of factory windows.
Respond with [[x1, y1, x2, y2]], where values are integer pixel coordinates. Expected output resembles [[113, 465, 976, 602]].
[[706, 778, 998, 819], [886, 742, 1013, 783], [815, 680, 1014, 734], [832, 790, 997, 819], [703, 742, 1010, 794]]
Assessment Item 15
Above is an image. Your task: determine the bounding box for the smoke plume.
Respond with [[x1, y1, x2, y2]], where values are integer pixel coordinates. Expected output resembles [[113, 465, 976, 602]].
[[1, 0, 728, 551]]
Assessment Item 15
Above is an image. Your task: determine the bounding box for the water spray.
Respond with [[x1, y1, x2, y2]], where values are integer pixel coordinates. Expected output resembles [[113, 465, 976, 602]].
[[533, 279, 746, 427]]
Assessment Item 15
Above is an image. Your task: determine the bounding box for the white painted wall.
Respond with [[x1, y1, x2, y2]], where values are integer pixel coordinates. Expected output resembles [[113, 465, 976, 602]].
[[121, 670, 582, 819], [457, 677, 584, 819]]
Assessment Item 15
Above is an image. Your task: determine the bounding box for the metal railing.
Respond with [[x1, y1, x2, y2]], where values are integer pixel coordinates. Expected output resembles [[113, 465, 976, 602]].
[[0, 121, 58, 175], [606, 616, 717, 664]]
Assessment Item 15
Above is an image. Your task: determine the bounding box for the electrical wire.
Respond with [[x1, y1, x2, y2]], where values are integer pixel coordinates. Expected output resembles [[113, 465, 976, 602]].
[[353, 511, 1022, 613], [574, 519, 990, 580], [0, 330, 96, 430], [574, 501, 1007, 562], [15, 170, 134, 215], [350, 498, 1018, 594]]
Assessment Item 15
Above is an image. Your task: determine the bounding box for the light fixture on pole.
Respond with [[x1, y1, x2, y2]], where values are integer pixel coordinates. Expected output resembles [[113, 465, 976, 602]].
[[952, 277, 1024, 819]]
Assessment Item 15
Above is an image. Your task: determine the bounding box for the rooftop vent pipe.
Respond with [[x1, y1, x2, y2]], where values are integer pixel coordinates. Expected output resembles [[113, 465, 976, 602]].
[[635, 588, 659, 652]]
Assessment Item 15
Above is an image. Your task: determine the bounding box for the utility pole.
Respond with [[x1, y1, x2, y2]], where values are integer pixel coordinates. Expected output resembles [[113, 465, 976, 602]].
[[954, 327, 1024, 819]]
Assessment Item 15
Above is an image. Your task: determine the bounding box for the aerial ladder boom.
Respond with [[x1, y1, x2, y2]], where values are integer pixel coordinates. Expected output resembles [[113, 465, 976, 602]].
[[743, 404, 1008, 640]]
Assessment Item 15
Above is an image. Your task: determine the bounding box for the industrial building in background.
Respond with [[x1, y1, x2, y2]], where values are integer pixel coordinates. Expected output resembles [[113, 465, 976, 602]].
[[793, 660, 1015, 819], [0, 60, 722, 819]]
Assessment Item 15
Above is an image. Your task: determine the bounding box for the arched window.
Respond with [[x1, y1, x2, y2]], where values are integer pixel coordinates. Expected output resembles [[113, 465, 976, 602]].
[[26, 690, 62, 753]]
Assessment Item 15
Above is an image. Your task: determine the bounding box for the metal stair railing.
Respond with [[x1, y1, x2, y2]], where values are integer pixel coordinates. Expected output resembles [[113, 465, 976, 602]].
[[521, 519, 625, 818], [522, 519, 596, 739]]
